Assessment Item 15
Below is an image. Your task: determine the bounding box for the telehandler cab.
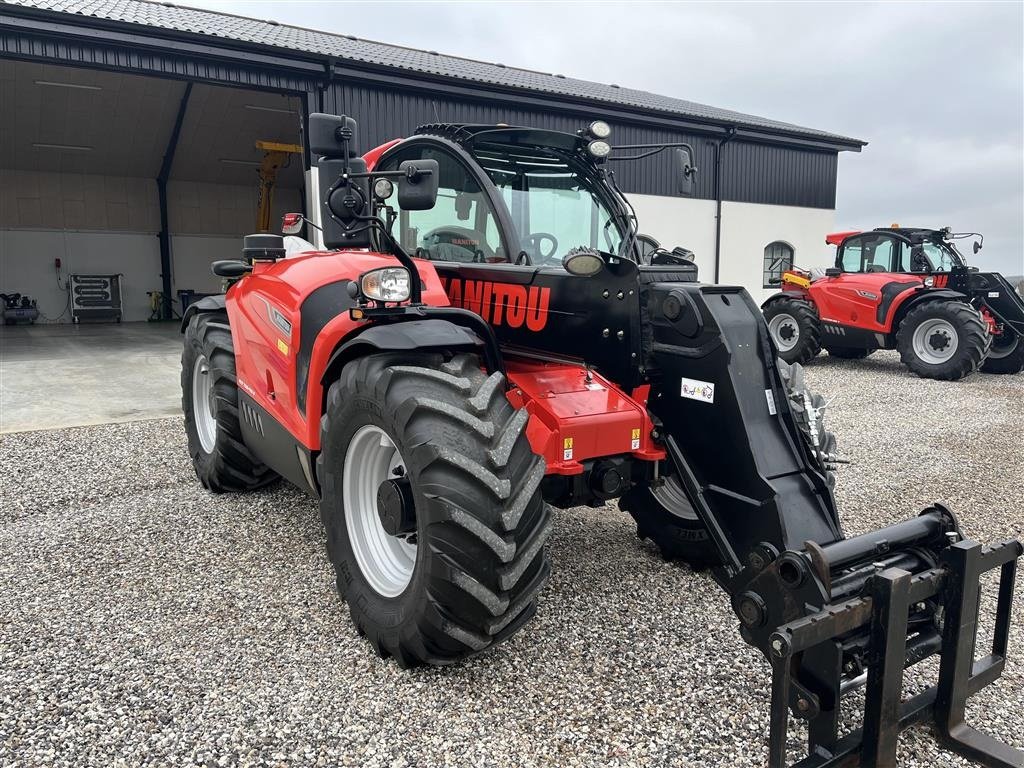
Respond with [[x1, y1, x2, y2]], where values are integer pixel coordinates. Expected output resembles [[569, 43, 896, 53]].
[[763, 227, 1024, 379], [182, 114, 1022, 768]]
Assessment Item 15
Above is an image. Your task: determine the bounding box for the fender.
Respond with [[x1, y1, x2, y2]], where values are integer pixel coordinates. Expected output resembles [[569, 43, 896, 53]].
[[319, 317, 487, 404], [761, 289, 812, 309], [179, 294, 226, 332], [889, 287, 968, 330]]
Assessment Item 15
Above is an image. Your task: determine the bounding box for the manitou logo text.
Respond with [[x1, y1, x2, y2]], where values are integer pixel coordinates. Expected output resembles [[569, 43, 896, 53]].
[[441, 278, 551, 331]]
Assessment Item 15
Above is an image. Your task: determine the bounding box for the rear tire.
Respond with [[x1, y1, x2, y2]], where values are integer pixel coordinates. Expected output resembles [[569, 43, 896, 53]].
[[896, 301, 990, 380], [826, 347, 874, 360], [181, 312, 278, 492], [318, 352, 551, 667], [764, 299, 822, 364], [981, 330, 1024, 374]]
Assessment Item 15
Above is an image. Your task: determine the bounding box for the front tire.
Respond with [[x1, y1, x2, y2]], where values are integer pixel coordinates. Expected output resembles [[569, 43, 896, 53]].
[[318, 352, 551, 667], [896, 301, 990, 380], [764, 299, 822, 364], [181, 312, 277, 492], [981, 329, 1024, 374]]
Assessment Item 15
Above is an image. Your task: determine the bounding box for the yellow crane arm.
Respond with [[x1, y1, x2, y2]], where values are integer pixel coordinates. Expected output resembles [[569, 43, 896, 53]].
[[255, 140, 303, 233]]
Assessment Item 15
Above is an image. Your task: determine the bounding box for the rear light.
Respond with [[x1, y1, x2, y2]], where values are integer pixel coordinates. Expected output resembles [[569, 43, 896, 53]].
[[360, 267, 411, 302], [281, 213, 303, 235]]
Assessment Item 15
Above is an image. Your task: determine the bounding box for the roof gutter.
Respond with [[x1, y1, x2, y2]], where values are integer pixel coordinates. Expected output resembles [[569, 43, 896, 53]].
[[713, 126, 739, 284]]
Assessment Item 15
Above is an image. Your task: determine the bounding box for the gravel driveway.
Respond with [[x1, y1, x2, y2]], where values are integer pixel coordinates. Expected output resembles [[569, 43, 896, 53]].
[[1, 350, 1021, 767]]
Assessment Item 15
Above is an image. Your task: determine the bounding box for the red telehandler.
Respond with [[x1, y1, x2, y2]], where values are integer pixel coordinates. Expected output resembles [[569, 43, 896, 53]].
[[181, 114, 1022, 768], [763, 227, 1024, 380]]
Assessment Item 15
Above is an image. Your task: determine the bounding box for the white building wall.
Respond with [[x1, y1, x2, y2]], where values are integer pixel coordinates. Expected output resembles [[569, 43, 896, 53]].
[[719, 201, 835, 305], [0, 168, 300, 321], [629, 193, 835, 305]]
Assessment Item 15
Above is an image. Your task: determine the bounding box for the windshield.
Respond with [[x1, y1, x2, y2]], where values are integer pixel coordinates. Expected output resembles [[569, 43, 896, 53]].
[[922, 241, 966, 272], [472, 141, 626, 265]]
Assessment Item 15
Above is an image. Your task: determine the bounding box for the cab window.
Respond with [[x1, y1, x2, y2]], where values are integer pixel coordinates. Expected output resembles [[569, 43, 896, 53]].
[[839, 234, 898, 273], [378, 145, 507, 263]]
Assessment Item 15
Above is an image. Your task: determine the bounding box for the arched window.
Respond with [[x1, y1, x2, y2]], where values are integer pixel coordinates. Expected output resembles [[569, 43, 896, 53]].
[[763, 241, 795, 288]]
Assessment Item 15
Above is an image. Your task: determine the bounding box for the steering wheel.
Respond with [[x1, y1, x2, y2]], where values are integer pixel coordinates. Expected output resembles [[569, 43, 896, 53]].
[[422, 226, 496, 263], [522, 232, 559, 263]]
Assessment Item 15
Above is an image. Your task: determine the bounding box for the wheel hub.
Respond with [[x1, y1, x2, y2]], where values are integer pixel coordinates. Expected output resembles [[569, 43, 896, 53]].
[[929, 330, 951, 352], [911, 317, 959, 365], [376, 475, 416, 537], [192, 354, 217, 453], [769, 313, 801, 352]]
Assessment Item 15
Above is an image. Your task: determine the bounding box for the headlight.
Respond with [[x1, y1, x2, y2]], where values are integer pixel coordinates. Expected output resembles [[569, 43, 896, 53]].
[[361, 267, 411, 302], [587, 140, 611, 158], [588, 120, 612, 139], [923, 276, 935, 287]]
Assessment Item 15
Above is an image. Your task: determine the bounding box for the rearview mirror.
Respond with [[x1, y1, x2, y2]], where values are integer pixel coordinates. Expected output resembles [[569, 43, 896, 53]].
[[674, 147, 698, 197], [397, 159, 439, 211], [308, 113, 358, 159]]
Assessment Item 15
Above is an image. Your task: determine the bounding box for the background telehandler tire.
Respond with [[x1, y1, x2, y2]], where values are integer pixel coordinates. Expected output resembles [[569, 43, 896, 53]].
[[980, 329, 1024, 374], [896, 300, 990, 381], [182, 311, 278, 492], [318, 352, 551, 667], [764, 299, 822, 365]]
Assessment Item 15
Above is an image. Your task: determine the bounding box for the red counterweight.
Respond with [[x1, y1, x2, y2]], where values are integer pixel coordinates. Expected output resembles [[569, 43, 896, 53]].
[[504, 359, 665, 475]]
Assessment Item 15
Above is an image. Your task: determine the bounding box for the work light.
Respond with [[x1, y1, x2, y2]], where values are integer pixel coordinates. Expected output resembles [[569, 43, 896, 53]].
[[360, 267, 411, 302], [588, 120, 612, 139], [587, 140, 611, 159]]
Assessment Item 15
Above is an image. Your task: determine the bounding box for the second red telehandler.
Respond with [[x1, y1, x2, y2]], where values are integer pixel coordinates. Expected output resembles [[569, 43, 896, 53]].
[[763, 227, 1024, 380]]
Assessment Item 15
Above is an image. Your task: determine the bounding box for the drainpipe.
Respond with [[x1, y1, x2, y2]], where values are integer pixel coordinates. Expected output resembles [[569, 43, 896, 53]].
[[713, 126, 738, 284], [156, 82, 193, 319]]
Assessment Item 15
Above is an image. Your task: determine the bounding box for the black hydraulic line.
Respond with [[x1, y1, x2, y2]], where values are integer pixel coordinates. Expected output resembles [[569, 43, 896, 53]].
[[157, 82, 193, 320], [712, 126, 737, 284]]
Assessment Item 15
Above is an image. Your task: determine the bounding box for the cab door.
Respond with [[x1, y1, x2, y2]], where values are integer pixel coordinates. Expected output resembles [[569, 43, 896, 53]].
[[812, 233, 918, 332]]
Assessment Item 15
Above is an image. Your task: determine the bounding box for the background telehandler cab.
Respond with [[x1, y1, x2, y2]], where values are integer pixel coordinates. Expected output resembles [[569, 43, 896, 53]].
[[181, 114, 1022, 768], [762, 226, 1024, 379]]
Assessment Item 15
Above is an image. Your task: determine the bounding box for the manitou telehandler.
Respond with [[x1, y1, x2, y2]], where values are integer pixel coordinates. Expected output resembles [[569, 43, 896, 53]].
[[181, 114, 1022, 768], [763, 227, 1024, 380]]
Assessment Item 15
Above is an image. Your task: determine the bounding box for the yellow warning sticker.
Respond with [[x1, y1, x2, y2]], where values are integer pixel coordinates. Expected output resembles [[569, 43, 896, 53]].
[[277, 339, 289, 355], [631, 428, 641, 450], [563, 436, 573, 461]]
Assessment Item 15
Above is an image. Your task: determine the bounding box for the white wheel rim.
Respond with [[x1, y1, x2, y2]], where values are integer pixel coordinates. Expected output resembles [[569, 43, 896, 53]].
[[343, 425, 416, 597], [192, 354, 217, 453], [988, 333, 1019, 359], [769, 313, 800, 352], [912, 318, 958, 364]]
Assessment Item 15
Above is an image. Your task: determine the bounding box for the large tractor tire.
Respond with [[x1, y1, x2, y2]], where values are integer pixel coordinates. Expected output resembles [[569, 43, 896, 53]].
[[896, 300, 990, 381], [981, 329, 1024, 374], [764, 299, 822, 365], [621, 360, 837, 569], [826, 346, 874, 360], [318, 352, 551, 667], [182, 311, 278, 492]]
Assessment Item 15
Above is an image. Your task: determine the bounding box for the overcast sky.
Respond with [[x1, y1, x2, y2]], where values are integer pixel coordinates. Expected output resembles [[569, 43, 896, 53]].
[[189, 0, 1023, 275]]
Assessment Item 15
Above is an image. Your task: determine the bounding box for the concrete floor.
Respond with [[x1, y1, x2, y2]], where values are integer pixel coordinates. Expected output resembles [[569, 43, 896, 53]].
[[0, 322, 182, 433]]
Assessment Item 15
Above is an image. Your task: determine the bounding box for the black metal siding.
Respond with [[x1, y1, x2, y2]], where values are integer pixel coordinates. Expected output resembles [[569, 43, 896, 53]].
[[327, 82, 838, 209]]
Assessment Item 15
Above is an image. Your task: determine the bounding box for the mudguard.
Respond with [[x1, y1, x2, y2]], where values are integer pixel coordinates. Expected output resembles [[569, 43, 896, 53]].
[[889, 287, 967, 328], [320, 318, 486, 387], [179, 294, 226, 332]]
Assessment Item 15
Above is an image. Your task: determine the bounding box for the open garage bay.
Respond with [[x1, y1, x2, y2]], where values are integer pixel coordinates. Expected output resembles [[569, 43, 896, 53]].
[[1, 353, 1022, 767]]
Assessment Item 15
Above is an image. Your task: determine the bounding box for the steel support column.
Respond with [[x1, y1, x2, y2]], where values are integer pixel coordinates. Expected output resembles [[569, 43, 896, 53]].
[[156, 81, 193, 319]]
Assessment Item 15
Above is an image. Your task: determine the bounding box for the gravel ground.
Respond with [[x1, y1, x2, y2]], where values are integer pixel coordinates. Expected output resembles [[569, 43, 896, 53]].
[[1, 349, 1021, 767]]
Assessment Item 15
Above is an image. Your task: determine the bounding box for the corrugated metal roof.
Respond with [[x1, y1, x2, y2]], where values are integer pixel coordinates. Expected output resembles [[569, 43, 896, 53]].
[[2, 0, 865, 147]]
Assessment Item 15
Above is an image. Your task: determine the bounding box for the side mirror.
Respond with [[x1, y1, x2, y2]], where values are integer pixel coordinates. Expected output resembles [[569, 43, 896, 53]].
[[308, 113, 357, 158], [825, 267, 842, 278], [397, 159, 439, 211], [282, 213, 304, 235], [212, 260, 253, 278], [973, 241, 982, 254], [674, 147, 698, 197]]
